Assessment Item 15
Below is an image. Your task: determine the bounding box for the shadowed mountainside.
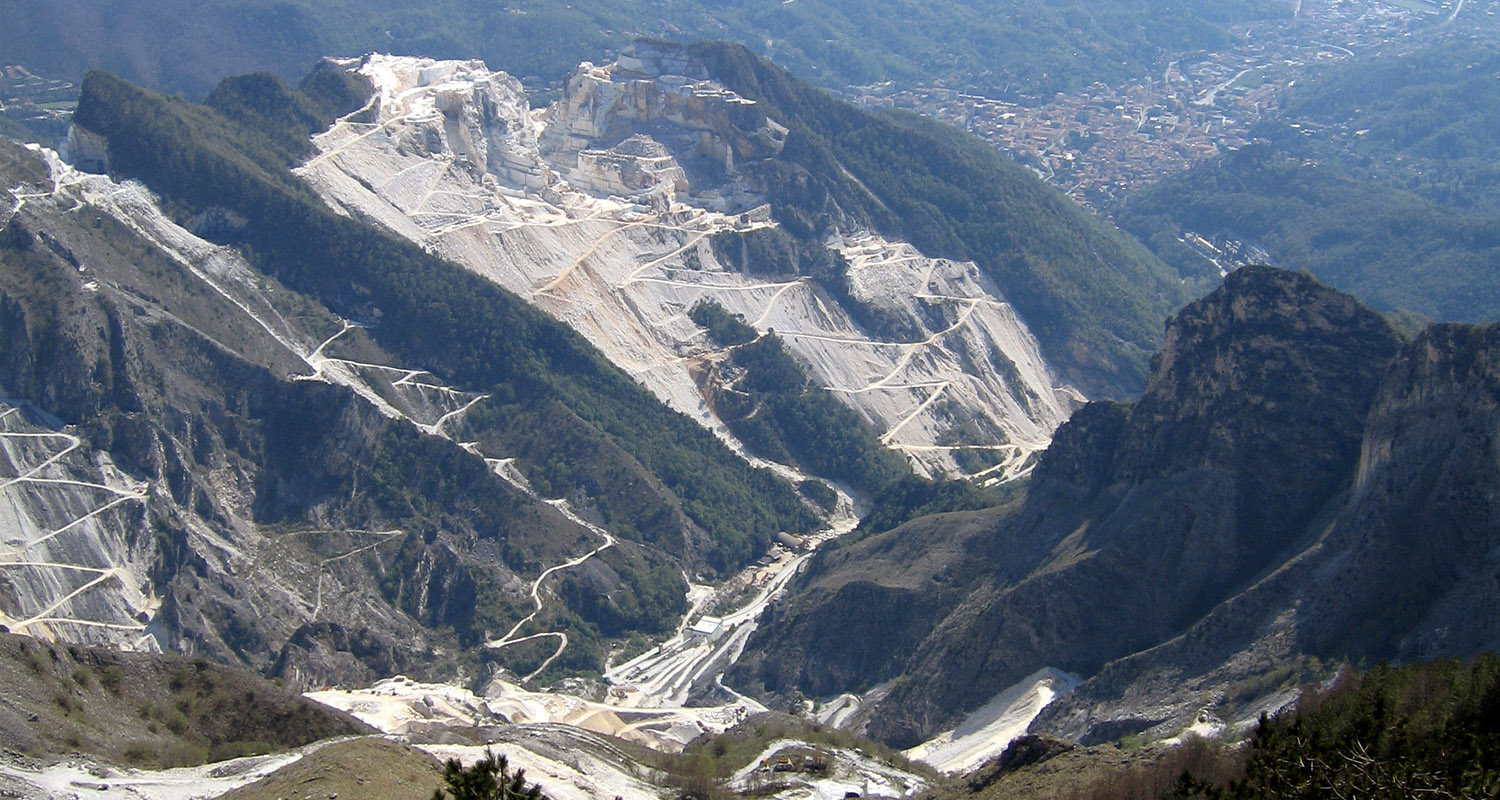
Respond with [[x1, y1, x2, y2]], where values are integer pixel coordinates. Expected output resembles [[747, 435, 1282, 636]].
[[732, 266, 1500, 747]]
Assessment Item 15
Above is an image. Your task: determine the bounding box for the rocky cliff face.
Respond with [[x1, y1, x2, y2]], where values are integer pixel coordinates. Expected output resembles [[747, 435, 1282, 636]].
[[1300, 323, 1500, 661], [297, 47, 1080, 482], [538, 43, 788, 209], [1036, 316, 1500, 743], [734, 266, 1500, 748], [1076, 267, 1401, 619]]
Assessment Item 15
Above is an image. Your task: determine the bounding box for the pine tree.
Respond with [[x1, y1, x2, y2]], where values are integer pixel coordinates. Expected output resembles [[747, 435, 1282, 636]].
[[431, 749, 543, 800]]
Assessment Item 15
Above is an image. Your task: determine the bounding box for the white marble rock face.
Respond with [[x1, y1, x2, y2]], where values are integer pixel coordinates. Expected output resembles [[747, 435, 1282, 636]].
[[296, 48, 1083, 482]]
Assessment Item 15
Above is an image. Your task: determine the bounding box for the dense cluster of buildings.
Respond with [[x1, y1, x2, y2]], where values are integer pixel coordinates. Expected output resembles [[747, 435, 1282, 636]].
[[1, 65, 75, 117], [1, 64, 77, 144], [848, 0, 1438, 208]]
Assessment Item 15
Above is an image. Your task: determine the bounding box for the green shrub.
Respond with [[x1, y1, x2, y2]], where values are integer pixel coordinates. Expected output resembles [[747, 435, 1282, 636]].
[[98, 664, 124, 695], [1166, 656, 1500, 800], [208, 740, 275, 762]]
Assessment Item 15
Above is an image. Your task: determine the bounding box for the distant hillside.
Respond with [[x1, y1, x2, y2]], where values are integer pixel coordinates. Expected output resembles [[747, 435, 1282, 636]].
[[1110, 41, 1500, 324], [0, 0, 1284, 100], [1113, 145, 1500, 323], [1264, 41, 1500, 216], [732, 266, 1500, 747], [1111, 42, 1500, 326]]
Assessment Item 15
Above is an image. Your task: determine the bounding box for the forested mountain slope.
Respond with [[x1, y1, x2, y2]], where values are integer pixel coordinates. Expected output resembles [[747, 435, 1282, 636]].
[[1267, 41, 1500, 215], [1114, 41, 1500, 324], [69, 67, 818, 574], [1, 0, 1284, 99], [1114, 146, 1500, 324]]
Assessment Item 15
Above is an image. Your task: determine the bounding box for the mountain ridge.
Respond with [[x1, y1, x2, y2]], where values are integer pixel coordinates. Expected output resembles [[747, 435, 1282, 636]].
[[731, 265, 1500, 750]]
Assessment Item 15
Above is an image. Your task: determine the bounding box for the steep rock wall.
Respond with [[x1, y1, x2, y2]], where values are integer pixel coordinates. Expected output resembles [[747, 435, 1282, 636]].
[[732, 267, 1498, 749]]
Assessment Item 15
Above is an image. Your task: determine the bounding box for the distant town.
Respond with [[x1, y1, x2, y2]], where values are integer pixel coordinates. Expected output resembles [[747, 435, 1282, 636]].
[[5, 0, 1494, 213], [846, 0, 1483, 208], [0, 64, 76, 136]]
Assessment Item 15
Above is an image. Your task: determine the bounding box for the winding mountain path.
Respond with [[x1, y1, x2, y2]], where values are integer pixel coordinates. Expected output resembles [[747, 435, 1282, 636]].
[[483, 494, 616, 681], [0, 408, 149, 637]]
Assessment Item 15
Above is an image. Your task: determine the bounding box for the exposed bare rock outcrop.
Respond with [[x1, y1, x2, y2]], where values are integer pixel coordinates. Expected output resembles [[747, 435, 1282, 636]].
[[735, 266, 1500, 748], [297, 48, 1081, 482]]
